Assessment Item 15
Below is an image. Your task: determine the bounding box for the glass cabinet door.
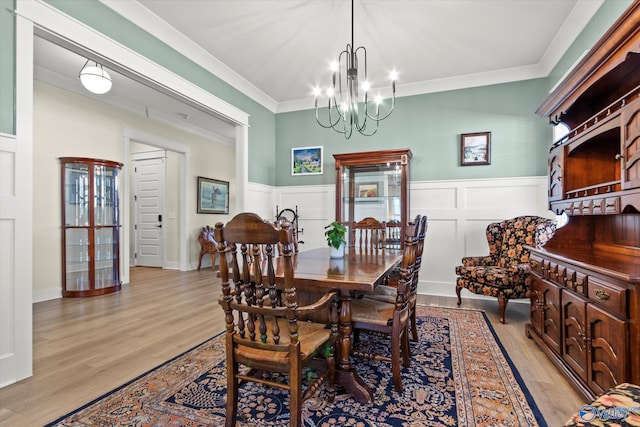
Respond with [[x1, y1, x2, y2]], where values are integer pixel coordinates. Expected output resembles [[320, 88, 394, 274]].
[[340, 165, 403, 224], [334, 149, 411, 248], [60, 157, 122, 297]]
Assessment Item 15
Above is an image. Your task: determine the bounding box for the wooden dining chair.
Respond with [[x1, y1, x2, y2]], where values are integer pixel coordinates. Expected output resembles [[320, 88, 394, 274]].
[[351, 217, 386, 250], [214, 213, 339, 427], [349, 221, 418, 392], [364, 215, 428, 342]]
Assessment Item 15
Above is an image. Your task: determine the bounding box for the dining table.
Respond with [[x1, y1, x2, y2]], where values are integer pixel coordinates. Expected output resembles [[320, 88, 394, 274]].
[[272, 246, 403, 403]]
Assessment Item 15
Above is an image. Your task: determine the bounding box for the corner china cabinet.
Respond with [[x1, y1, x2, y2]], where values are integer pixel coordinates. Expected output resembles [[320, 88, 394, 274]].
[[526, 2, 639, 401], [60, 157, 123, 297], [334, 149, 412, 247]]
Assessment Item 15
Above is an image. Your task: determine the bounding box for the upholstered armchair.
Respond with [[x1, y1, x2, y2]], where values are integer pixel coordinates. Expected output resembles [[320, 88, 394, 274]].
[[455, 216, 556, 324]]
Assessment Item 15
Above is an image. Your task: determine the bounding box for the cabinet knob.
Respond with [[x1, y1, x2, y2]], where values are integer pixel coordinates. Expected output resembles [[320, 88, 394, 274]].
[[594, 289, 610, 300], [614, 154, 624, 160]]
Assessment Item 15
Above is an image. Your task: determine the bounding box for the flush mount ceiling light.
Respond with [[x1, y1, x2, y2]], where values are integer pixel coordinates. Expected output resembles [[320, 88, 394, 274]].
[[79, 60, 112, 95], [313, 0, 397, 139]]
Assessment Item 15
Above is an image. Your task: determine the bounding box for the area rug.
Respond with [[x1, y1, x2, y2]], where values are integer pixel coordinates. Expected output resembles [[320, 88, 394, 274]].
[[45, 306, 547, 426]]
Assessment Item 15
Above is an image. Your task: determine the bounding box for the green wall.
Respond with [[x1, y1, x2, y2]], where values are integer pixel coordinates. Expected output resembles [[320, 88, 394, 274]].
[[44, 0, 276, 186], [0, 0, 15, 135], [276, 78, 551, 185], [3, 0, 632, 186]]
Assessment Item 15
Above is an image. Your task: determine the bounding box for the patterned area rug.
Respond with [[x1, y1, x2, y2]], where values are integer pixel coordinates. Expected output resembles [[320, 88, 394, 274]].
[[45, 306, 547, 426]]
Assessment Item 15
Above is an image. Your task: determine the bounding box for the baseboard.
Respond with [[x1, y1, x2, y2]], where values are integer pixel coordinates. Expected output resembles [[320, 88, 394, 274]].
[[33, 287, 62, 303]]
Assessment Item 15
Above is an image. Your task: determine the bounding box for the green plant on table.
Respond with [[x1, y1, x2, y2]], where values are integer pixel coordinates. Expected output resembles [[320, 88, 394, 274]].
[[324, 221, 347, 250]]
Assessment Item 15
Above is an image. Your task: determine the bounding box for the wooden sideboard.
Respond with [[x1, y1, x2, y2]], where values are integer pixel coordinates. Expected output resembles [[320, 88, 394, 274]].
[[526, 1, 640, 401]]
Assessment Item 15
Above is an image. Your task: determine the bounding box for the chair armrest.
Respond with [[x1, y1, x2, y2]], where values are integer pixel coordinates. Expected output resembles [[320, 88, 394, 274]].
[[295, 290, 339, 316], [498, 263, 531, 280], [461, 255, 494, 266]]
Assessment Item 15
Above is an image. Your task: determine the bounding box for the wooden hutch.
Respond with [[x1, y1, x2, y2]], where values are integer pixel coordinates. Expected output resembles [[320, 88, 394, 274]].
[[525, 1, 640, 401]]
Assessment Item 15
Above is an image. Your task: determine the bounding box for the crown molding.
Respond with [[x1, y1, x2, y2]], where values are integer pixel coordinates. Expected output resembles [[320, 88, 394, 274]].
[[100, 0, 279, 113]]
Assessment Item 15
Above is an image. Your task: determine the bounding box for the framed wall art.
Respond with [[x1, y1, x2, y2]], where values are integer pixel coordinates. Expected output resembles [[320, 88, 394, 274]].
[[291, 146, 323, 176], [461, 132, 491, 166], [197, 177, 229, 214]]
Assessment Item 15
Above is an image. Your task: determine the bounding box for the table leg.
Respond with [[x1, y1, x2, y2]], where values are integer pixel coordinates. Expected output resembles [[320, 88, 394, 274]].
[[336, 289, 372, 403]]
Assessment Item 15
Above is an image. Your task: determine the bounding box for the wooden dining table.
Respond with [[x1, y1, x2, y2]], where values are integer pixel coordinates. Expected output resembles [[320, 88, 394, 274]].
[[272, 246, 403, 403]]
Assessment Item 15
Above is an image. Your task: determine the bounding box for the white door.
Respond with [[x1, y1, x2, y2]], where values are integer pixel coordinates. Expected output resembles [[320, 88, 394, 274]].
[[133, 157, 165, 267]]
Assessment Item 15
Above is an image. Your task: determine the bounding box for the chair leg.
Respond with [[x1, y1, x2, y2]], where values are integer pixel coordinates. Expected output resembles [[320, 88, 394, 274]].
[[456, 283, 463, 306], [498, 296, 508, 324], [289, 355, 302, 427], [197, 251, 205, 271], [410, 306, 419, 343], [401, 326, 411, 368], [209, 251, 217, 271], [391, 326, 403, 393], [225, 359, 238, 427], [326, 344, 336, 403]]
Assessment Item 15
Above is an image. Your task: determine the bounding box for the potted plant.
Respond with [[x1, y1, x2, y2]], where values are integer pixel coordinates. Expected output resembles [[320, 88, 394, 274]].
[[325, 221, 347, 258]]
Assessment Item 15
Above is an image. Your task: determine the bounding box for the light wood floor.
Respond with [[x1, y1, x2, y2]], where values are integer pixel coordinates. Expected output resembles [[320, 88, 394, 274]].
[[0, 267, 585, 426]]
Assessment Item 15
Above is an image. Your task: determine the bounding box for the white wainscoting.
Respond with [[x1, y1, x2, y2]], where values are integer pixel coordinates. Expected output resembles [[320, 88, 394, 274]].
[[249, 176, 552, 299]]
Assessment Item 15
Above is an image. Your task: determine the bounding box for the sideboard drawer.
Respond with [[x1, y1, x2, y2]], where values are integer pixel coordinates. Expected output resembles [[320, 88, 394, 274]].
[[564, 268, 587, 295], [587, 277, 626, 317]]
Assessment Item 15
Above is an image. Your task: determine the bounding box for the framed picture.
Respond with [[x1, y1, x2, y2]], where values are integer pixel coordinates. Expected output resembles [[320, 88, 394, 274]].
[[357, 183, 379, 198], [291, 146, 323, 176], [197, 177, 229, 214], [461, 132, 491, 166]]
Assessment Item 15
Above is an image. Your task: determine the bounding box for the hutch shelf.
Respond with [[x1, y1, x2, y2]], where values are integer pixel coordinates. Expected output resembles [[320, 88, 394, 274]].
[[526, 1, 640, 401], [60, 157, 123, 297]]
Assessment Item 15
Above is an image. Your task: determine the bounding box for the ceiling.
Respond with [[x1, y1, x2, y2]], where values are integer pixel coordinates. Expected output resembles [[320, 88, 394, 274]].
[[33, 0, 603, 143]]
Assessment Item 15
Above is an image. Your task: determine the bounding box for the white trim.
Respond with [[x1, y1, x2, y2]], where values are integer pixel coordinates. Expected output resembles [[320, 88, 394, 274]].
[[1, 14, 34, 387], [100, 0, 279, 113], [18, 0, 250, 127], [537, 0, 605, 77]]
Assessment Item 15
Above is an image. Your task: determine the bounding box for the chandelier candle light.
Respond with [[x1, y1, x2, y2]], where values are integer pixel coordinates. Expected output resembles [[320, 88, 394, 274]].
[[314, 0, 397, 139]]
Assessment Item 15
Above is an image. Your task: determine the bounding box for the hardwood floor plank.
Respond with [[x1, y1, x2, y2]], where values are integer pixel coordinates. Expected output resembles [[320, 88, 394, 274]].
[[0, 268, 586, 426]]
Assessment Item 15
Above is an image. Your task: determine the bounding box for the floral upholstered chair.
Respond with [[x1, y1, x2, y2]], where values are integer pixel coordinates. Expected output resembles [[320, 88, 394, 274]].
[[455, 216, 556, 324], [563, 383, 640, 426]]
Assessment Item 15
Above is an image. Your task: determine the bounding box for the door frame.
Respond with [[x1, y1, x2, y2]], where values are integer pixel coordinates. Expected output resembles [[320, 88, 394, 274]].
[[125, 130, 187, 273]]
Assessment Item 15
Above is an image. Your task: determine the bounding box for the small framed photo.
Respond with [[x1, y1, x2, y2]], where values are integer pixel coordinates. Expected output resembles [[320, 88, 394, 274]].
[[461, 132, 491, 166], [197, 177, 229, 214], [357, 183, 379, 198], [291, 146, 323, 176]]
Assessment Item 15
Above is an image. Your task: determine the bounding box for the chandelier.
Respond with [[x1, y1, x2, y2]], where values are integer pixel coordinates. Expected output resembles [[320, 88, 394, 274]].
[[313, 0, 396, 139]]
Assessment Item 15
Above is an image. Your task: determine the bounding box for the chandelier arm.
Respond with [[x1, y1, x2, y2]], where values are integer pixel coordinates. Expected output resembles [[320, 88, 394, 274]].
[[367, 94, 395, 121], [315, 99, 343, 129]]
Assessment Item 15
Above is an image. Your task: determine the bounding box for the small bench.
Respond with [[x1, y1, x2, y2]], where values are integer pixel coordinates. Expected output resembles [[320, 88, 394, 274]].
[[563, 383, 640, 426]]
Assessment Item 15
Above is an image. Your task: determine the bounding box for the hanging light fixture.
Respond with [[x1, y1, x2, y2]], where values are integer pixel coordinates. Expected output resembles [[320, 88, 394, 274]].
[[313, 0, 396, 139], [79, 59, 112, 95]]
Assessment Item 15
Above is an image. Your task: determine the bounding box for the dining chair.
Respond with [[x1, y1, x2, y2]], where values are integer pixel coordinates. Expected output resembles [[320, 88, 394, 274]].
[[351, 217, 386, 250], [385, 220, 402, 249], [363, 215, 427, 342], [214, 213, 339, 427], [349, 221, 418, 392]]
